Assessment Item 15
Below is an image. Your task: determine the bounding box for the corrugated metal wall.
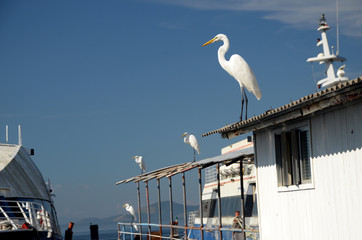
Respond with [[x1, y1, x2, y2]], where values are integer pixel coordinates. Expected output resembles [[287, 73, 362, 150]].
[[255, 101, 362, 240]]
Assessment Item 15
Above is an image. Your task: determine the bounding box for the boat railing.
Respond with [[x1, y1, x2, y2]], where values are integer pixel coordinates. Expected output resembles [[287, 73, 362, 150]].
[[117, 222, 260, 240], [0, 199, 55, 233]]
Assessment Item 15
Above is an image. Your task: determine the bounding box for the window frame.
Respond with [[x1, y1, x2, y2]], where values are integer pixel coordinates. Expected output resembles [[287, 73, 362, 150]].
[[273, 122, 314, 192]]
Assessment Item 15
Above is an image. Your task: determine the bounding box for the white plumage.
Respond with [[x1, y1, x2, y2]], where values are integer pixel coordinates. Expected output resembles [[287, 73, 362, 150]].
[[132, 156, 145, 173], [181, 132, 200, 154], [123, 203, 136, 218], [202, 33, 262, 120], [123, 203, 138, 231]]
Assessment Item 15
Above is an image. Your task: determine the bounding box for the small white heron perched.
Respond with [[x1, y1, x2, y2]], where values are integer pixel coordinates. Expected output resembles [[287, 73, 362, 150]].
[[132, 156, 145, 173], [181, 132, 200, 162], [202, 33, 262, 121], [123, 203, 138, 231]]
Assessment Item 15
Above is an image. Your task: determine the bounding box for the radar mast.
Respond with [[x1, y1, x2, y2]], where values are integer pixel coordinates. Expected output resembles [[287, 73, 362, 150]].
[[307, 14, 348, 88]]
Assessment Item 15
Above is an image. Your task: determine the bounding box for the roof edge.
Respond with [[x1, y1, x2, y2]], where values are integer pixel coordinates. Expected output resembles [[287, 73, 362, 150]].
[[202, 77, 362, 139]]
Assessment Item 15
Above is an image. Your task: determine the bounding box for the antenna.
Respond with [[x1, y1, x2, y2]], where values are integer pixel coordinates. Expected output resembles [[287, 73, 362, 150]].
[[336, 0, 340, 55], [6, 125, 8, 143], [18, 125, 22, 146], [306, 14, 348, 88]]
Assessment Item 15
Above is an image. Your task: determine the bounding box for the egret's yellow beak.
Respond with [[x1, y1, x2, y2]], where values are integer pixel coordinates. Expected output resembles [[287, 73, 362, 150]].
[[132, 156, 136, 159], [202, 37, 216, 47], [123, 204, 126, 208], [181, 133, 187, 137]]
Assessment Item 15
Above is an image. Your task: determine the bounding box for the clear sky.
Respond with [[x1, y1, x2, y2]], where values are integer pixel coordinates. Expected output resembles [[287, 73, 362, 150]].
[[1, 0, 361, 224]]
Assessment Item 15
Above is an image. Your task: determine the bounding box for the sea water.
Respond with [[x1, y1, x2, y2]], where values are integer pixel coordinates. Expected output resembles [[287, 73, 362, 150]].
[[68, 228, 173, 240], [71, 229, 118, 240], [68, 226, 175, 240]]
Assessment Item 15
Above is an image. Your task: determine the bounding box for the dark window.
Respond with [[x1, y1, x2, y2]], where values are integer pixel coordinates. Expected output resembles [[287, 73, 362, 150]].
[[220, 196, 241, 217], [275, 126, 311, 187], [245, 183, 258, 217], [203, 193, 257, 218], [202, 199, 217, 218]]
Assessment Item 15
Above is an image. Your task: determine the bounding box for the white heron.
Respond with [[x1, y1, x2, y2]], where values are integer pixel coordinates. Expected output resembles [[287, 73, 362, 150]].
[[181, 132, 200, 162], [337, 64, 346, 78], [132, 156, 145, 173], [123, 203, 138, 231], [202, 33, 262, 121]]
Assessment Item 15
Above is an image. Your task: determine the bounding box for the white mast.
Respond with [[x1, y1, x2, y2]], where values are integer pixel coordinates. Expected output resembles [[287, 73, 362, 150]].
[[18, 125, 22, 146], [6, 125, 8, 143], [307, 14, 348, 88]]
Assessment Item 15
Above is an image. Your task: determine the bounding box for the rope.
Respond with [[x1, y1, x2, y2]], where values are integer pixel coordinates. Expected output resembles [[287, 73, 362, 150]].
[[310, 63, 318, 91], [336, 0, 340, 56]]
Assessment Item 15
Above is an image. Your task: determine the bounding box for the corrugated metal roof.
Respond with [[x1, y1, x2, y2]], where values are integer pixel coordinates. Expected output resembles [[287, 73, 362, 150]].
[[194, 146, 253, 166], [0, 144, 51, 200], [202, 77, 362, 138], [115, 147, 254, 185], [115, 162, 193, 184]]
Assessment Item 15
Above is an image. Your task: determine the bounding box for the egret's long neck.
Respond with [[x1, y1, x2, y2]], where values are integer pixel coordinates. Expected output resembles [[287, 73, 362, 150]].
[[217, 38, 230, 72], [185, 135, 190, 144]]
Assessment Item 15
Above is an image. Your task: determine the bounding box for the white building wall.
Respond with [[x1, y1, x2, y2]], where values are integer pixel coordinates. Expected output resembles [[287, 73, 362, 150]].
[[255, 101, 362, 240]]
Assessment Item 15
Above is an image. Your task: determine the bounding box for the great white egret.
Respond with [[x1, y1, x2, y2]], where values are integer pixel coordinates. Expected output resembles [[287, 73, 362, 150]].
[[181, 132, 200, 162], [123, 203, 138, 231], [337, 65, 346, 78], [132, 156, 145, 173], [202, 33, 262, 121]]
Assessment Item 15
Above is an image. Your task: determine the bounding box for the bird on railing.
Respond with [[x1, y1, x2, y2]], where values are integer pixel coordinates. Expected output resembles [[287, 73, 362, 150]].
[[181, 132, 200, 162], [123, 203, 138, 231]]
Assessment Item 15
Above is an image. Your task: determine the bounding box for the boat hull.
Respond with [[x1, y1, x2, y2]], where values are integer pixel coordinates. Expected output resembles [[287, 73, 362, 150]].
[[0, 229, 60, 240]]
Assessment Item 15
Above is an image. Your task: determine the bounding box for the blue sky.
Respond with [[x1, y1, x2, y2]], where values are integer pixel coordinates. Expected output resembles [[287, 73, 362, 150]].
[[1, 0, 361, 225]]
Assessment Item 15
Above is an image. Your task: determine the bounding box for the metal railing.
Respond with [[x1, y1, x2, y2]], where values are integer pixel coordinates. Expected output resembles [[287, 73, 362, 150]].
[[0, 199, 56, 233], [117, 222, 259, 240]]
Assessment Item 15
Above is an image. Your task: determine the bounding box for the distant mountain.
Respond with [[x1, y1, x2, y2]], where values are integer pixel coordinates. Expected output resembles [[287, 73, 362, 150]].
[[63, 201, 198, 233]]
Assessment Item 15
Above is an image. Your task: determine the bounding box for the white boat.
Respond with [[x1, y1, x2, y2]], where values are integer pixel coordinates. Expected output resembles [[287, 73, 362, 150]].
[[188, 139, 258, 240], [0, 127, 62, 240], [198, 162, 257, 227]]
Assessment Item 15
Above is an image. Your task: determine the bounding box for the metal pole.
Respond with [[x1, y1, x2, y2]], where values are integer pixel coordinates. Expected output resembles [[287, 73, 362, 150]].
[[198, 168, 204, 240], [117, 224, 120, 240], [146, 181, 151, 236], [137, 182, 142, 234], [239, 159, 245, 240], [182, 172, 188, 239], [90, 224, 99, 240], [217, 164, 222, 239], [157, 179, 162, 236], [18, 125, 22, 146], [168, 177, 174, 239]]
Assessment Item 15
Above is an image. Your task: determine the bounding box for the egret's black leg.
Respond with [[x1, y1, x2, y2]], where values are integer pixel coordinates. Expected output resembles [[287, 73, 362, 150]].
[[240, 89, 245, 121], [244, 89, 248, 120]]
